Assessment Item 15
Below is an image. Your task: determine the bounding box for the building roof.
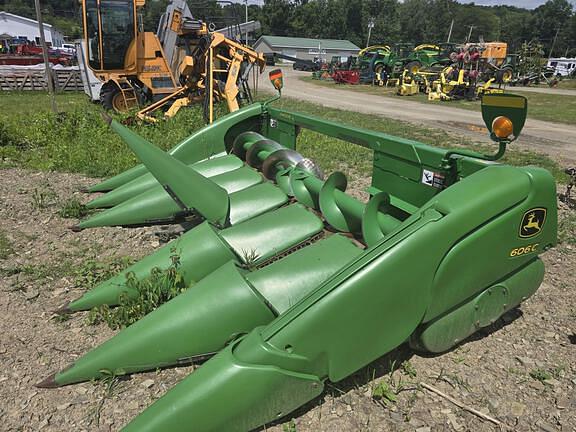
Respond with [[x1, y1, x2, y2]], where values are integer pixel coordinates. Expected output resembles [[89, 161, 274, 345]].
[[0, 11, 54, 29], [255, 35, 360, 51], [217, 20, 261, 39]]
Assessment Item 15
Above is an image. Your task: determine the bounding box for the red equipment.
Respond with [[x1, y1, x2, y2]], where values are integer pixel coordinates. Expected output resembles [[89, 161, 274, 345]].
[[332, 70, 360, 85]]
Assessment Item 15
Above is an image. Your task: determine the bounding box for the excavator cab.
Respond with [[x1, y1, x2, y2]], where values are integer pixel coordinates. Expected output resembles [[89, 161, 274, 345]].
[[83, 0, 137, 72]]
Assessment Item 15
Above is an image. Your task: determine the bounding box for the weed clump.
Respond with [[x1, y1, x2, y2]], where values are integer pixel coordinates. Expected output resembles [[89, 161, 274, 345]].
[[75, 256, 135, 288], [0, 231, 13, 260], [59, 198, 89, 219], [87, 252, 187, 329]]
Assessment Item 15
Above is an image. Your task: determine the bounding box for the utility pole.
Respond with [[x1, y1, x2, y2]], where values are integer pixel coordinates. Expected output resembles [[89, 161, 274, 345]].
[[447, 19, 454, 43], [548, 28, 560, 58], [34, 0, 57, 113], [244, 0, 249, 45], [366, 18, 375, 48], [466, 25, 475, 43]]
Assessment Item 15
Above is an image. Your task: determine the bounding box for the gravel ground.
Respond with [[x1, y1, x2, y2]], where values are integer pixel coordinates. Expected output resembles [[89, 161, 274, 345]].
[[0, 167, 574, 432]]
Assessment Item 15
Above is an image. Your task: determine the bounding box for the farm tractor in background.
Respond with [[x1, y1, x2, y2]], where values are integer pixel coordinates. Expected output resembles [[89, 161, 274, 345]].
[[37, 70, 557, 432], [358, 43, 456, 85], [81, 0, 265, 123], [397, 42, 515, 101]]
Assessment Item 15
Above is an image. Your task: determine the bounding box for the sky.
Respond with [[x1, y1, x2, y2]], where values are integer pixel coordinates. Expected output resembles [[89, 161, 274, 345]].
[[457, 0, 576, 8]]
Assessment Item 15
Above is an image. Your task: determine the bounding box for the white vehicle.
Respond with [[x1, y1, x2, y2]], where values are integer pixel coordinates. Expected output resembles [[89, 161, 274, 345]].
[[53, 43, 76, 54], [547, 57, 576, 77]]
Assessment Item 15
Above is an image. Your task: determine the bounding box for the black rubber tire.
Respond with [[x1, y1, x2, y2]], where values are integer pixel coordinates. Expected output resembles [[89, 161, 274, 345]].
[[495, 67, 513, 84], [99, 84, 120, 111], [405, 61, 422, 74], [373, 64, 388, 82]]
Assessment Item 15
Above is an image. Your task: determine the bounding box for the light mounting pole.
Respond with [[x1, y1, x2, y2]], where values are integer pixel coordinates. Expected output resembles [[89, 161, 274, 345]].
[[366, 18, 375, 48], [34, 0, 57, 113]]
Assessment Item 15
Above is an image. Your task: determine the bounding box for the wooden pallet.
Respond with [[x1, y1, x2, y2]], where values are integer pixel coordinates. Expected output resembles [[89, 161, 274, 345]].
[[0, 67, 84, 92]]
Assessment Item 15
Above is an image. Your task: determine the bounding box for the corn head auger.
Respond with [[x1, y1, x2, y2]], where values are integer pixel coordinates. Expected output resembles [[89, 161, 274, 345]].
[[38, 72, 557, 432]]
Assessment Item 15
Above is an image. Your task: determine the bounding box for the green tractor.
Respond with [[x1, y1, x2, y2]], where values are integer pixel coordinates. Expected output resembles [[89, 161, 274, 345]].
[[401, 43, 457, 74], [360, 43, 456, 84]]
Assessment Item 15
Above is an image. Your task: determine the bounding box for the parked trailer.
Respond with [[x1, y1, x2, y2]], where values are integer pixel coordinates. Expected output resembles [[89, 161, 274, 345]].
[[547, 57, 576, 77]]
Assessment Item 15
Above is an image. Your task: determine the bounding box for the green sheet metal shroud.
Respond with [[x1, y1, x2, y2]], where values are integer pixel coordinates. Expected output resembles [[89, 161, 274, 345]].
[[40, 98, 556, 432]]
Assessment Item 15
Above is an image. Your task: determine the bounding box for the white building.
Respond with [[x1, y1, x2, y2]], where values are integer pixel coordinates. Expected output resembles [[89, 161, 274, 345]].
[[0, 11, 65, 47]]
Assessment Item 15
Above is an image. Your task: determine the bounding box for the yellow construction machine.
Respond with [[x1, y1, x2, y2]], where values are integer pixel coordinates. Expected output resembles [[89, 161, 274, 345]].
[[81, 0, 265, 122]]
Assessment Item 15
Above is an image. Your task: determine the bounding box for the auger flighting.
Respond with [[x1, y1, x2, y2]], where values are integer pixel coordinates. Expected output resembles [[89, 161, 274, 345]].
[[39, 72, 557, 432]]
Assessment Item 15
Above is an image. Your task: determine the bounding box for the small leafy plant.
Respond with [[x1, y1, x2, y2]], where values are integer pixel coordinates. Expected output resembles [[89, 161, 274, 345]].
[[87, 250, 187, 329], [529, 368, 552, 382], [371, 380, 397, 404], [75, 256, 135, 289]]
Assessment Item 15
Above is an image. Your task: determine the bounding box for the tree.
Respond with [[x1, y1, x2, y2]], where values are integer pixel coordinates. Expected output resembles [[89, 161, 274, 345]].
[[361, 0, 401, 46], [259, 0, 295, 36], [531, 0, 574, 56]]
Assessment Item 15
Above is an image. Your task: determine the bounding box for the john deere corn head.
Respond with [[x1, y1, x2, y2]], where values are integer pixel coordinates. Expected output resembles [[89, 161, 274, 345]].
[[38, 72, 557, 431]]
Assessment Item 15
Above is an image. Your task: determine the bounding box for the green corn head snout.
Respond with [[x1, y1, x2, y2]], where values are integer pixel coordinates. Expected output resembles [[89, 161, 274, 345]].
[[40, 99, 556, 432]]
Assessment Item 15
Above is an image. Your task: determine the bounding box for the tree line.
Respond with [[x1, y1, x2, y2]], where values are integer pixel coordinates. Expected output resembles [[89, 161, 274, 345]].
[[1, 0, 575, 57], [255, 0, 576, 57]]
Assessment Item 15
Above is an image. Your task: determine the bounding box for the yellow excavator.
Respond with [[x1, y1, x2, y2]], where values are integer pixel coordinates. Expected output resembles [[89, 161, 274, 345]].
[[81, 0, 265, 123]]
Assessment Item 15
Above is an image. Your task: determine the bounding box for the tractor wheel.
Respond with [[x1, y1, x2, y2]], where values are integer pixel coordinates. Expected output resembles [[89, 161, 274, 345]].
[[495, 67, 513, 84], [373, 64, 388, 84], [100, 83, 140, 112], [405, 61, 422, 74]]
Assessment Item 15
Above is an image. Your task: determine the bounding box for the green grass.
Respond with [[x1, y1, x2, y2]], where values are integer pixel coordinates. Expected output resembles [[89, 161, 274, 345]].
[[558, 212, 576, 245], [74, 255, 135, 289], [555, 79, 576, 90], [0, 231, 13, 260], [302, 76, 576, 126], [0, 92, 207, 178]]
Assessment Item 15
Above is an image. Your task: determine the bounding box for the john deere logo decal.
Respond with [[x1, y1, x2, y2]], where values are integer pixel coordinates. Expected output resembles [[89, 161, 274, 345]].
[[519, 208, 546, 238]]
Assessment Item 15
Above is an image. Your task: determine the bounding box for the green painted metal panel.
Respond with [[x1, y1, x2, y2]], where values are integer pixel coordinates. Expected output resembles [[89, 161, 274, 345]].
[[79, 167, 263, 229], [86, 155, 244, 209], [481, 93, 528, 138], [411, 258, 544, 352], [109, 119, 230, 224], [221, 204, 323, 263], [426, 166, 557, 321], [247, 235, 362, 313], [122, 339, 323, 432], [227, 182, 289, 226], [71, 206, 322, 311]]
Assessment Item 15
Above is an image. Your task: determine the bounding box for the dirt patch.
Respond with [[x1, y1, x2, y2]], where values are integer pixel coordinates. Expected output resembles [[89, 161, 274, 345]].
[[0, 167, 574, 431]]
